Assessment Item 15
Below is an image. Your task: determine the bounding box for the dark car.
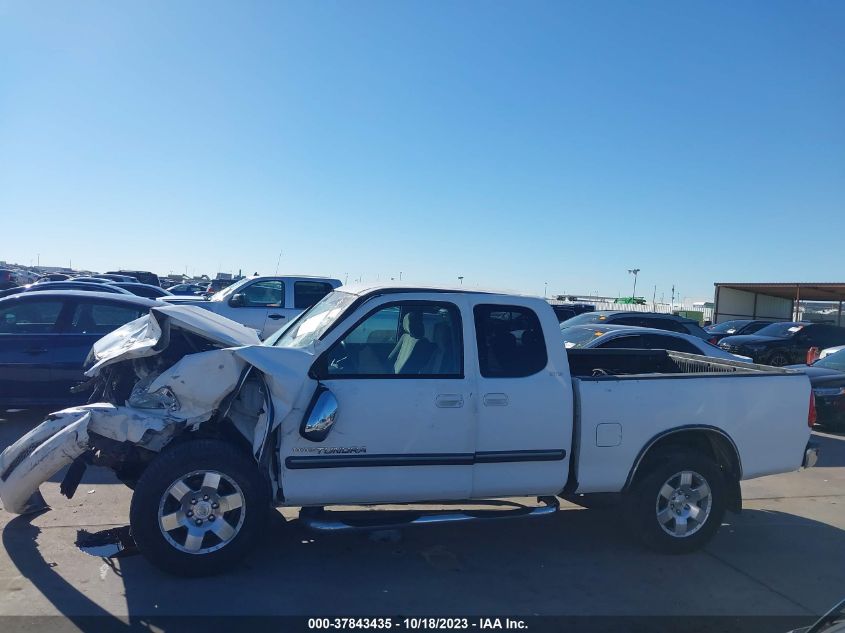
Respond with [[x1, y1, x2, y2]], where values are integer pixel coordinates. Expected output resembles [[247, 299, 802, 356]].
[[0, 281, 134, 299], [202, 278, 237, 297], [70, 276, 114, 284], [106, 270, 160, 287], [559, 310, 710, 339], [704, 319, 771, 344], [551, 303, 595, 323], [719, 322, 845, 367], [788, 349, 845, 431], [96, 273, 140, 283], [112, 282, 173, 299], [0, 291, 161, 407], [0, 269, 18, 290], [168, 283, 208, 296], [34, 273, 71, 283]]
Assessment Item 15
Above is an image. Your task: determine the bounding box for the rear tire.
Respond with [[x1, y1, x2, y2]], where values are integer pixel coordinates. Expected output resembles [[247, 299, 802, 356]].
[[767, 352, 789, 367], [626, 450, 726, 554], [130, 439, 270, 576]]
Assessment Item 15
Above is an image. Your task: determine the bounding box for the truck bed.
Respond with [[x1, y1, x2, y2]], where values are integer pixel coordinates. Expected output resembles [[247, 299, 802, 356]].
[[566, 348, 788, 379], [568, 349, 811, 494]]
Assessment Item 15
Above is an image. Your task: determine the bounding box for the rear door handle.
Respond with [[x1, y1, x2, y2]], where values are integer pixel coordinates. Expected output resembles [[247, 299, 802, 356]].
[[435, 394, 464, 408], [483, 393, 508, 407], [268, 314, 286, 320]]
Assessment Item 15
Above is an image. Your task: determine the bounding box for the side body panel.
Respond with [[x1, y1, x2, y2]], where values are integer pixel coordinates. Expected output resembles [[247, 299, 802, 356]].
[[469, 296, 573, 497], [573, 372, 812, 493]]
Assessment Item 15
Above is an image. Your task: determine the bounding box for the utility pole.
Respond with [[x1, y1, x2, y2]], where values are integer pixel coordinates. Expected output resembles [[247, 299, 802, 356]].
[[399, 271, 403, 281], [544, 282, 548, 298], [628, 268, 641, 299]]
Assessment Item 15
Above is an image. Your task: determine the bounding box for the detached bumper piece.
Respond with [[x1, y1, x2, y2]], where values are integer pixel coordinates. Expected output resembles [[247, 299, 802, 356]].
[[802, 442, 819, 469]]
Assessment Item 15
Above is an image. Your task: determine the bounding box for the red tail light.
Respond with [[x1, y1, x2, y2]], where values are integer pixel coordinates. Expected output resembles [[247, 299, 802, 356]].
[[806, 347, 820, 365], [808, 393, 817, 428]]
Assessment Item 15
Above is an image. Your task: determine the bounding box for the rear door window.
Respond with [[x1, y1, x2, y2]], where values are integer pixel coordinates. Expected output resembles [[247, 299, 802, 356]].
[[68, 302, 145, 334], [474, 305, 547, 377], [596, 334, 645, 349], [294, 281, 335, 310], [0, 300, 64, 334], [642, 333, 701, 354]]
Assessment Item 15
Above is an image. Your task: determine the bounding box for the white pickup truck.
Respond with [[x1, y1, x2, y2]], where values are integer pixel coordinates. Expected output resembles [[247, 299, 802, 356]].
[[0, 285, 818, 576], [163, 275, 341, 338]]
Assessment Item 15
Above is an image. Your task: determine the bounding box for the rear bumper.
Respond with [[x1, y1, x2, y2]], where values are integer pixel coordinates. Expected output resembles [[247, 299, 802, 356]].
[[802, 441, 819, 469]]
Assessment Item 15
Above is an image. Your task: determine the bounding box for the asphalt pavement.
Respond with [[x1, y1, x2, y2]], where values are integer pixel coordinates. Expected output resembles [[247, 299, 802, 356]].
[[0, 408, 843, 631]]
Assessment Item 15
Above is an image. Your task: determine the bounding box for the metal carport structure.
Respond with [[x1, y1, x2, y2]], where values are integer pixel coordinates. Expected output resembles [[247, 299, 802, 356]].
[[713, 282, 845, 326]]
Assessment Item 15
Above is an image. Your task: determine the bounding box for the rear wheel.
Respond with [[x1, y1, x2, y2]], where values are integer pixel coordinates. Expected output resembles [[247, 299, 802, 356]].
[[767, 352, 789, 367], [626, 450, 726, 554], [130, 439, 270, 576]]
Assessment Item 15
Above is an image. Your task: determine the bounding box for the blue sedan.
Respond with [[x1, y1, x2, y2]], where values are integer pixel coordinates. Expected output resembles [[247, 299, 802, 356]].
[[0, 291, 162, 407]]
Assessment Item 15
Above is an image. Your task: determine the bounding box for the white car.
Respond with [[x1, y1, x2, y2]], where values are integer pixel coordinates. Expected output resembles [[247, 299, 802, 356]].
[[163, 275, 341, 338], [0, 286, 816, 576], [560, 324, 753, 362]]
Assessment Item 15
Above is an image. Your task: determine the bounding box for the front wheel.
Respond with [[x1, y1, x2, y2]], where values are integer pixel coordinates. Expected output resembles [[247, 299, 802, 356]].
[[626, 450, 726, 554], [130, 439, 270, 576]]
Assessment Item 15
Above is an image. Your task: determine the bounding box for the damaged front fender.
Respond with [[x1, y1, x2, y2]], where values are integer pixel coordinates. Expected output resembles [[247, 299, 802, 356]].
[[0, 404, 184, 514]]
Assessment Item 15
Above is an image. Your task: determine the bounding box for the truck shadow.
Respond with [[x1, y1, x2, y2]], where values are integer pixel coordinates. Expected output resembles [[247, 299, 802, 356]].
[[3, 504, 844, 629]]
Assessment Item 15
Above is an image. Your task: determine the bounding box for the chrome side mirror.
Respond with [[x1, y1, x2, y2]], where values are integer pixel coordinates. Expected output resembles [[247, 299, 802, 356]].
[[229, 293, 245, 307], [300, 384, 338, 442]]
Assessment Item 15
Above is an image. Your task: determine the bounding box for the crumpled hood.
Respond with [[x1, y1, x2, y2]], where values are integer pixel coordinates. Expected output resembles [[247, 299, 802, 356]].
[[85, 304, 262, 376]]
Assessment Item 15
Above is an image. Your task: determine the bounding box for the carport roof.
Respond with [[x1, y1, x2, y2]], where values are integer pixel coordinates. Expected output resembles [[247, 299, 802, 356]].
[[714, 282, 845, 302]]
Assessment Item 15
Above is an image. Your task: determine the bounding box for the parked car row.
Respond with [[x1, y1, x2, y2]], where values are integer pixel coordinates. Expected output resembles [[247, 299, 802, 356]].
[[0, 275, 342, 408], [716, 322, 845, 367]]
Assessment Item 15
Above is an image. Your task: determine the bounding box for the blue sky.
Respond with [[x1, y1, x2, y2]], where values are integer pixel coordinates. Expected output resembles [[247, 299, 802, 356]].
[[1, 1, 843, 302]]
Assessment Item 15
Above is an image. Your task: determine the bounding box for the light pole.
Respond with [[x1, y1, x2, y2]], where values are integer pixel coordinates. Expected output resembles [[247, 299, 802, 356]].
[[628, 268, 640, 300], [544, 282, 548, 298], [458, 276, 464, 286]]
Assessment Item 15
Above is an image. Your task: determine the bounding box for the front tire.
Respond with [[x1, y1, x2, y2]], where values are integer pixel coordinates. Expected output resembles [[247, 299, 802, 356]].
[[130, 439, 270, 576], [626, 450, 726, 554]]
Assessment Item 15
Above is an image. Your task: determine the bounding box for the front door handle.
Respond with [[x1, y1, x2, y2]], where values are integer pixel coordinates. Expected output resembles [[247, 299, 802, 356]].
[[435, 394, 464, 408], [268, 314, 286, 320], [483, 393, 508, 407]]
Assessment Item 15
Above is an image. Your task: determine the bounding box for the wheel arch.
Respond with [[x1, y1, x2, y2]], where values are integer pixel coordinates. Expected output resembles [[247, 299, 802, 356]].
[[624, 425, 743, 513]]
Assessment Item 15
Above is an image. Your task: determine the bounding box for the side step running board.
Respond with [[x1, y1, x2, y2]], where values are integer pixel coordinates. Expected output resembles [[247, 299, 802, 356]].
[[299, 496, 559, 532]]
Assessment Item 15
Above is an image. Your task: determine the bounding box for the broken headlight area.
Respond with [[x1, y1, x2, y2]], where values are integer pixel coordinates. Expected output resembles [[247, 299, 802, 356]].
[[128, 384, 180, 411]]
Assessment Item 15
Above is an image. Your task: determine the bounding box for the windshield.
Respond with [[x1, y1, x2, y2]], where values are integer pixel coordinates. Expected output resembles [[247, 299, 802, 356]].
[[754, 322, 806, 338], [707, 320, 747, 334], [208, 277, 250, 302], [560, 325, 610, 349], [270, 291, 357, 349], [814, 349, 845, 372], [559, 312, 610, 327]]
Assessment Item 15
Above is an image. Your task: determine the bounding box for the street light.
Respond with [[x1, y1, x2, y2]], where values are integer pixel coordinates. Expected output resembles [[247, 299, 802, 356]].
[[544, 282, 548, 298], [458, 276, 464, 286], [628, 268, 640, 299]]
